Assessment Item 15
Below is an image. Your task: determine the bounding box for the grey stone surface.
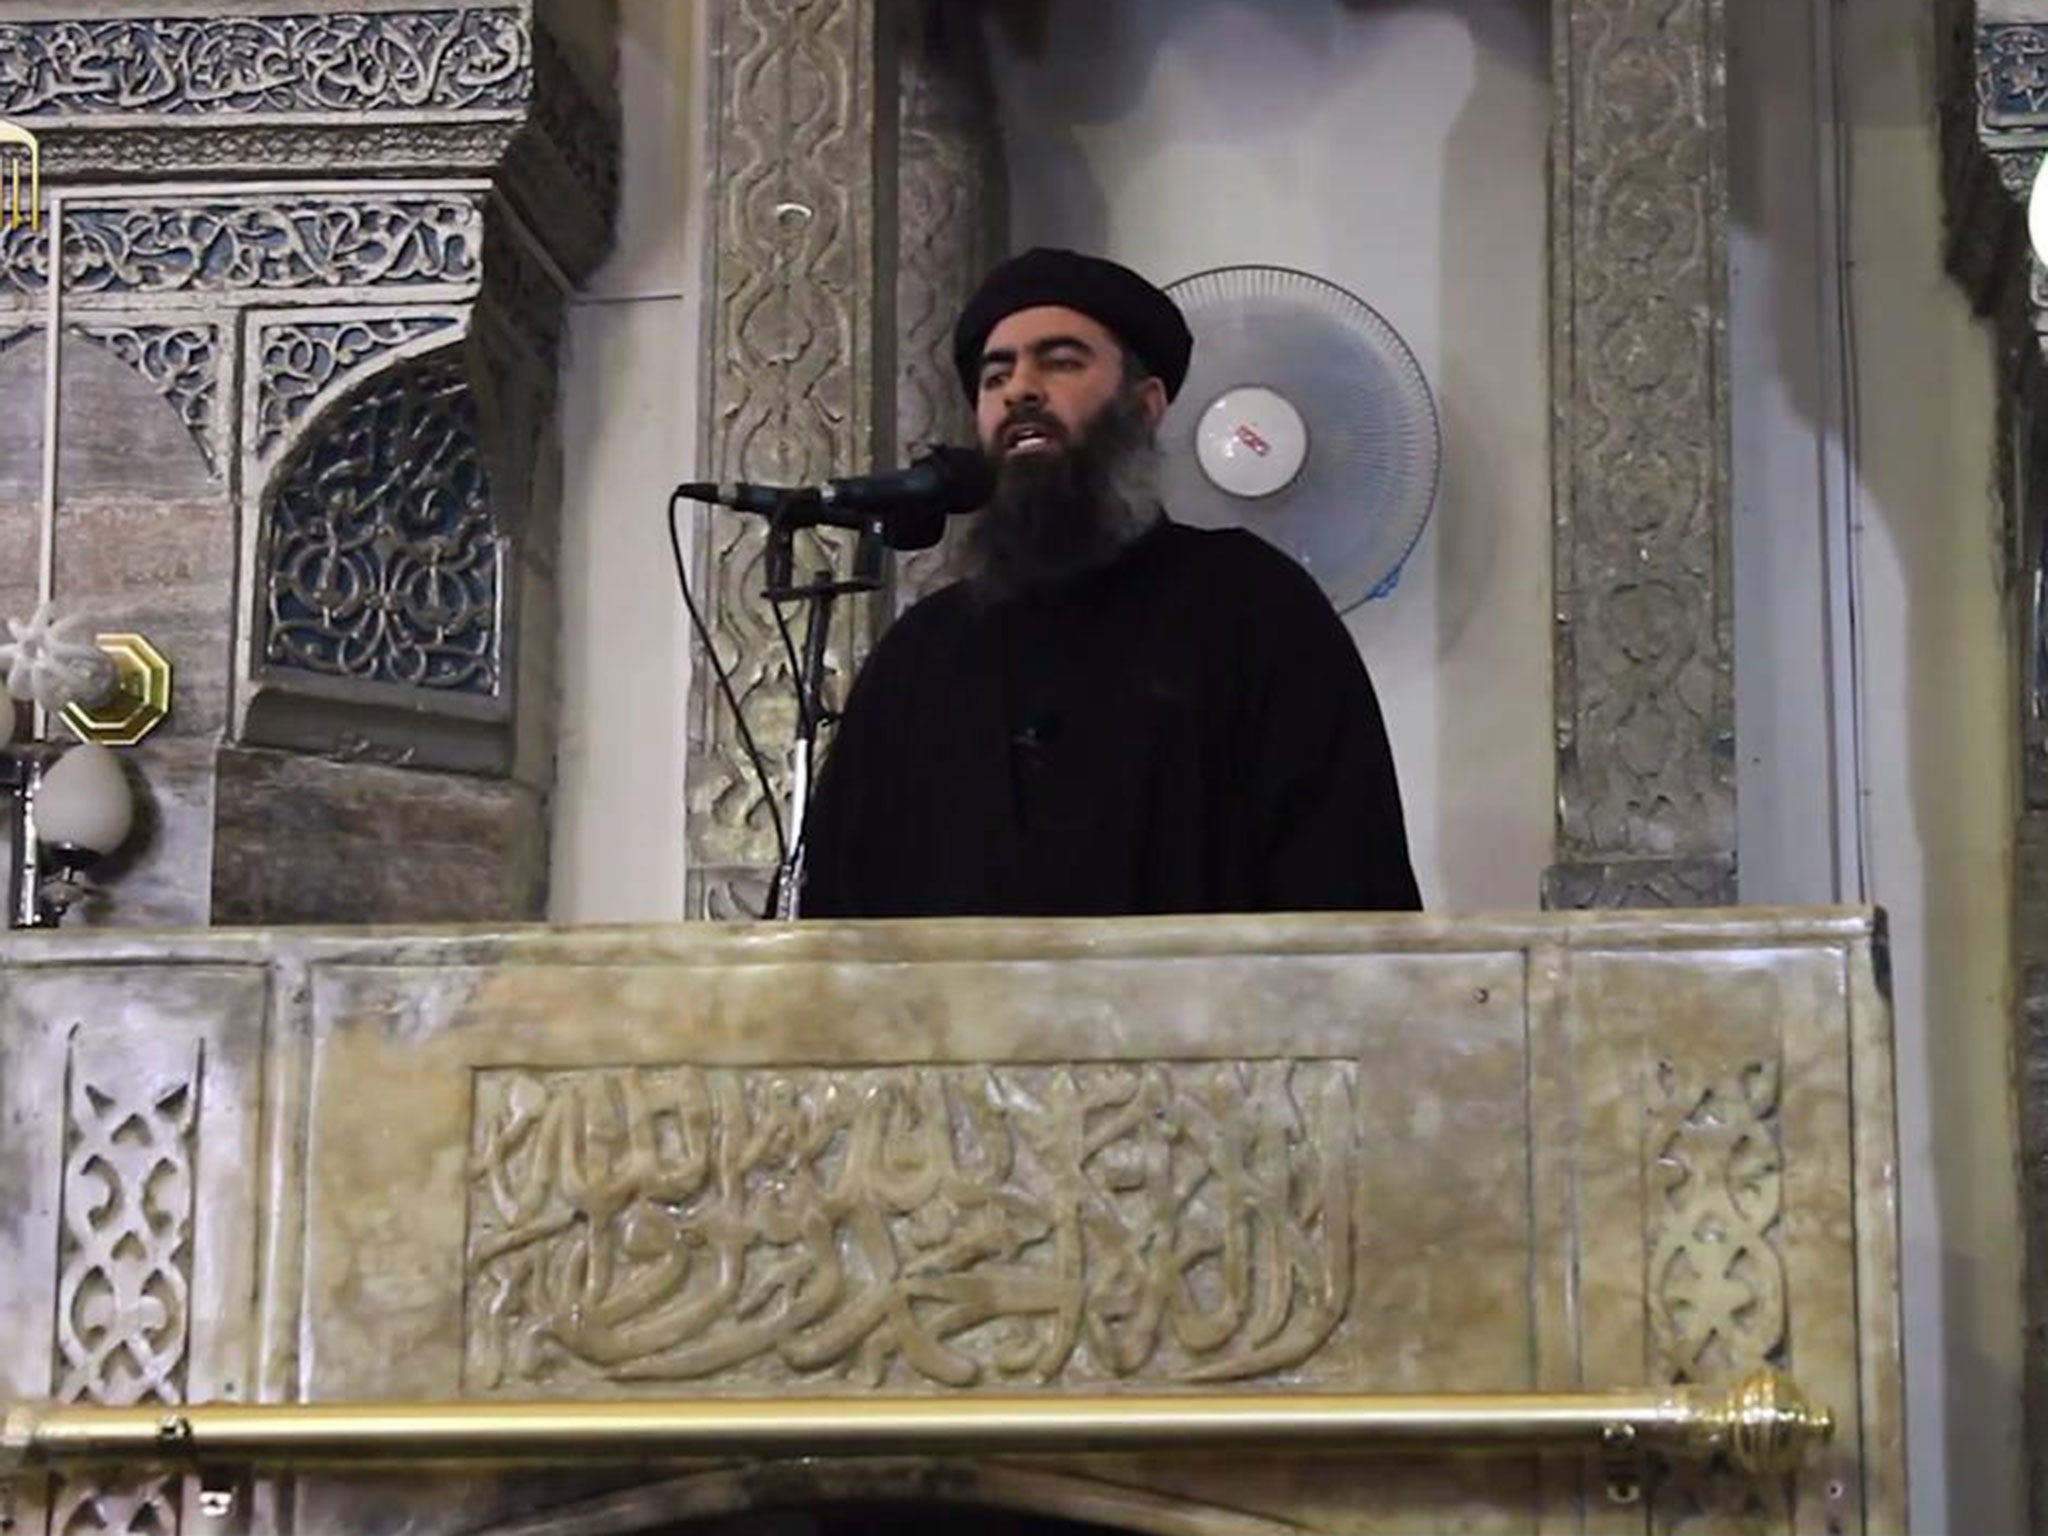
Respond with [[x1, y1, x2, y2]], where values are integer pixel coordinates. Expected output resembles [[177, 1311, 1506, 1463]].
[[51, 497, 234, 742], [65, 735, 217, 929], [0, 500, 37, 637], [1546, 0, 1737, 910], [209, 744, 546, 924], [59, 322, 224, 484], [0, 330, 45, 504], [1541, 854, 1740, 912], [52, 333, 215, 495]]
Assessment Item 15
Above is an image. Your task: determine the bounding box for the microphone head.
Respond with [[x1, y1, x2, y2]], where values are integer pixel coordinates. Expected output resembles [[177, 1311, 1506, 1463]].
[[906, 445, 996, 514]]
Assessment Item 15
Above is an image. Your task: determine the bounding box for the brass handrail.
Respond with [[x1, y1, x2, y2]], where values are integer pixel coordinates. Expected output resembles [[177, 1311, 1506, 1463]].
[[2, 1370, 1830, 1482]]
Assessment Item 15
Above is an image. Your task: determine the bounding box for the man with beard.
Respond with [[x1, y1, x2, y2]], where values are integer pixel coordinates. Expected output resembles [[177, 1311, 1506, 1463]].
[[798, 248, 1420, 918]]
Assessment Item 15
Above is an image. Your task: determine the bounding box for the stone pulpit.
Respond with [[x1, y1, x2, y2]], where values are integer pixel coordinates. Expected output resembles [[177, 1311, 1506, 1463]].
[[0, 908, 1902, 1533]]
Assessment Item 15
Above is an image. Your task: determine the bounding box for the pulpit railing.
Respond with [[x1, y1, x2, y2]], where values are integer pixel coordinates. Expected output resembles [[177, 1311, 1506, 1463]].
[[2, 1368, 1833, 1515]]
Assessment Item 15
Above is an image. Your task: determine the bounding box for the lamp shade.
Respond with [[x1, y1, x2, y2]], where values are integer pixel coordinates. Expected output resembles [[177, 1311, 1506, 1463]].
[[36, 742, 133, 855]]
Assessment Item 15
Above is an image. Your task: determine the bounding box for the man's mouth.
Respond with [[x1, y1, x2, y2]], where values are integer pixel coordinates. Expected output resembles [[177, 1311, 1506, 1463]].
[[1002, 420, 1062, 456]]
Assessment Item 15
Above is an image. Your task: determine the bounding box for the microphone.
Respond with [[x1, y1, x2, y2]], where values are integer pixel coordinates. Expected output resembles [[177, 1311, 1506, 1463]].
[[678, 447, 994, 552]]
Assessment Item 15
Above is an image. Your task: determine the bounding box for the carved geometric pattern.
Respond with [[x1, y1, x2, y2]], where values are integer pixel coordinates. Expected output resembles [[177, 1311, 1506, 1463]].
[[255, 314, 459, 457], [1646, 1053, 1788, 1535], [0, 214, 51, 297], [1550, 0, 1735, 906], [688, 867, 776, 927], [689, 0, 882, 900], [45, 1480, 182, 1536], [70, 324, 220, 476], [0, 11, 530, 118], [53, 1036, 201, 1404], [0, 197, 484, 298], [37, 120, 524, 181], [1647, 1056, 1786, 1381], [465, 1061, 1357, 1391], [44, 1032, 201, 1536], [1982, 25, 2048, 128], [262, 349, 499, 694]]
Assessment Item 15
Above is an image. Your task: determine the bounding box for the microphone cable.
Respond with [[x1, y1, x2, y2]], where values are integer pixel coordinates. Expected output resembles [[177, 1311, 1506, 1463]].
[[667, 488, 788, 905], [769, 590, 815, 740], [768, 591, 823, 899]]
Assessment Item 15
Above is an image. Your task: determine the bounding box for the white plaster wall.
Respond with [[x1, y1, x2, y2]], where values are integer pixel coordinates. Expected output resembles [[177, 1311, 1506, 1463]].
[[1729, 0, 2023, 1529], [983, 0, 1555, 912], [1729, 0, 1843, 910], [549, 0, 705, 922]]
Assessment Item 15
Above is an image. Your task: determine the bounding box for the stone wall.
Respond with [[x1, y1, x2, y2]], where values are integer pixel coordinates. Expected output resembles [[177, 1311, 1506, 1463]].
[[0, 2, 620, 925]]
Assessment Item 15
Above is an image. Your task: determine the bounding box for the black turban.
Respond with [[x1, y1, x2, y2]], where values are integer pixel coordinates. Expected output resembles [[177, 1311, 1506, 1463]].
[[952, 247, 1194, 404]]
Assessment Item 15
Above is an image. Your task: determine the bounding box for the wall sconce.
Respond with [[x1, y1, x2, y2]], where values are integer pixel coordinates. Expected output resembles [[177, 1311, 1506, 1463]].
[[1, 606, 172, 929]]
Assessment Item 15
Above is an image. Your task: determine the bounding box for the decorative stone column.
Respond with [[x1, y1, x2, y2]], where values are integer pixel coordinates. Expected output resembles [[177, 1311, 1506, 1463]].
[[1546, 14, 1741, 1525], [685, 0, 1001, 919], [1545, 0, 1738, 910], [0, 3, 618, 926], [892, 0, 1006, 607], [1941, 4, 2048, 1525]]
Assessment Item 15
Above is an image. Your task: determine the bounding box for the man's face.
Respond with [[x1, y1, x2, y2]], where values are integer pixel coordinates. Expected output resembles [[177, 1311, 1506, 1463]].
[[975, 305, 1166, 461], [958, 305, 1171, 605]]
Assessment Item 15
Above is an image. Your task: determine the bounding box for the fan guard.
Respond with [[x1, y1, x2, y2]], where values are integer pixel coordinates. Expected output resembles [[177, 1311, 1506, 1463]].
[[1159, 265, 1440, 611]]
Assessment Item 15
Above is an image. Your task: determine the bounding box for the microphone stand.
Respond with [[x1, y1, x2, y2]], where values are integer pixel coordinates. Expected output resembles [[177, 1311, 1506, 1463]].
[[760, 492, 886, 920]]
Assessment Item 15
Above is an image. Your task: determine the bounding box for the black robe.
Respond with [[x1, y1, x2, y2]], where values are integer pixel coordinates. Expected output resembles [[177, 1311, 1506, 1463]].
[[799, 518, 1421, 918]]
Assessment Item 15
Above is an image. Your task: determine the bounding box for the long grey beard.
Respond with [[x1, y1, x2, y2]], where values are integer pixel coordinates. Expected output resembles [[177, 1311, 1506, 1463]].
[[957, 394, 1164, 608]]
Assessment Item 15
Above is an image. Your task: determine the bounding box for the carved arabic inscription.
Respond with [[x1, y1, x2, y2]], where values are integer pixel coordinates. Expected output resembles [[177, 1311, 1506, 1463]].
[[465, 1062, 1358, 1391]]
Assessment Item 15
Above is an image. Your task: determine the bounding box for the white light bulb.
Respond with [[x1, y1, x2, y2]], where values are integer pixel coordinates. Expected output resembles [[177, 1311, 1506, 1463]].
[[36, 742, 134, 856]]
